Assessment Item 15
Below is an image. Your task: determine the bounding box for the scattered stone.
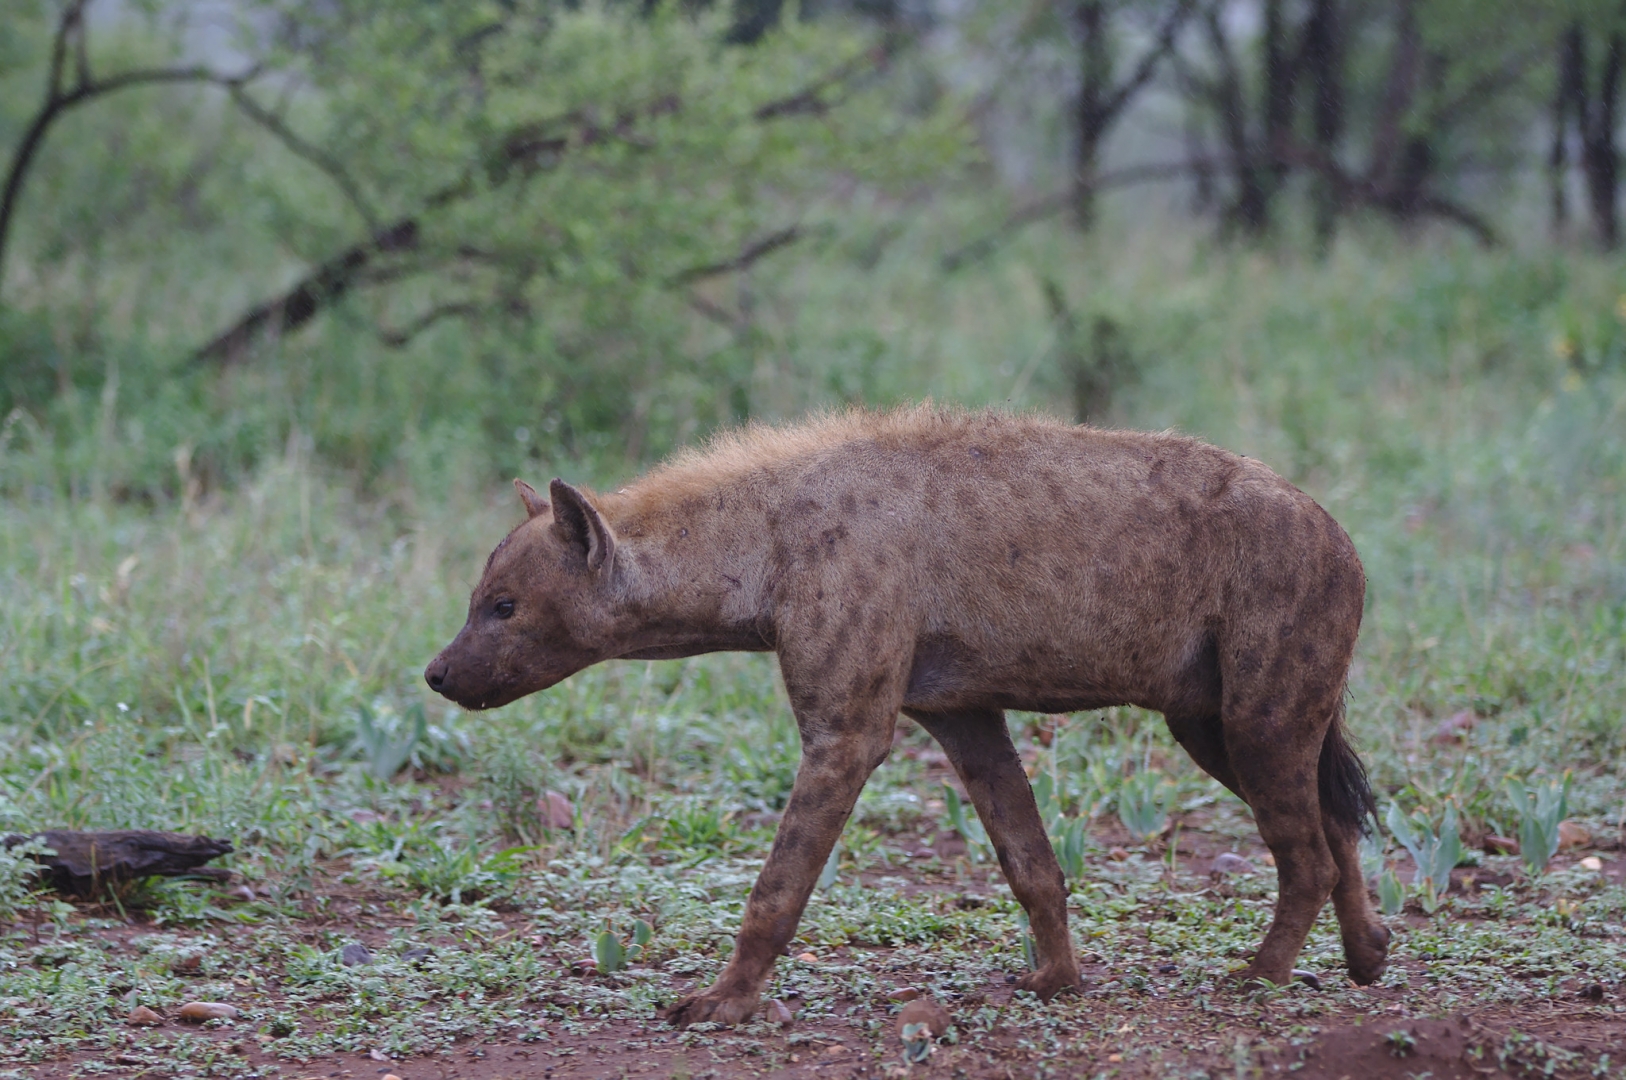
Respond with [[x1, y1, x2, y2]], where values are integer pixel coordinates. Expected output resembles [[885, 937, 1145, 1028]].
[[1483, 835, 1519, 856], [540, 790, 574, 830], [1108, 847, 1130, 862], [796, 951, 819, 963], [766, 998, 795, 1027], [569, 957, 597, 976], [368, 1049, 390, 1061], [1579, 856, 1603, 871], [126, 1006, 163, 1026], [1558, 821, 1591, 850], [1211, 853, 1254, 875], [402, 947, 433, 966], [1157, 963, 1178, 975], [234, 884, 257, 902], [1261, 852, 1276, 867], [170, 954, 201, 974], [824, 1044, 847, 1055], [1291, 969, 1322, 990], [341, 943, 373, 967], [887, 986, 922, 1003], [383, 1075, 404, 1080], [896, 997, 951, 1040], [1430, 710, 1476, 744], [1578, 983, 1605, 1001], [177, 1002, 238, 1022]]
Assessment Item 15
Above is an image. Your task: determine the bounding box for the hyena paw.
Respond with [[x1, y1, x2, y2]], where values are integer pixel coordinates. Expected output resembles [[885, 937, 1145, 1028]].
[[1344, 923, 1391, 986], [660, 987, 761, 1028], [1013, 963, 1082, 1001]]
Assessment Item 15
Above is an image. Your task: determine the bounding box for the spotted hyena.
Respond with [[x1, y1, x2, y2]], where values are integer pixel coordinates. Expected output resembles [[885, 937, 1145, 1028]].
[[425, 406, 1387, 1025]]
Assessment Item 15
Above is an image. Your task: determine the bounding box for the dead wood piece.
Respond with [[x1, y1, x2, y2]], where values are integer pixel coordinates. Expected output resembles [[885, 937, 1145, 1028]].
[[3, 830, 233, 896]]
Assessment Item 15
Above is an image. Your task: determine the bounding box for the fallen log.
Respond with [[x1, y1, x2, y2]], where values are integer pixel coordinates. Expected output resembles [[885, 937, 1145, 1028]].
[[3, 830, 233, 896]]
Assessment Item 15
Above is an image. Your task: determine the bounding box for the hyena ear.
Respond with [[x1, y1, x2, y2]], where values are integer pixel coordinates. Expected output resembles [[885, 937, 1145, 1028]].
[[548, 478, 616, 574], [514, 478, 549, 519]]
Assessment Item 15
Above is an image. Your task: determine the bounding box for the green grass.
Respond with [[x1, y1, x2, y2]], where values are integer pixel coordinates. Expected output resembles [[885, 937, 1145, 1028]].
[[2, 233, 1624, 1075]]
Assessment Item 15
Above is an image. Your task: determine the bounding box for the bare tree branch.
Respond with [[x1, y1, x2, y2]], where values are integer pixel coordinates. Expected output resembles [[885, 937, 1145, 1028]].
[[227, 85, 381, 234], [666, 227, 803, 286], [0, 0, 260, 305]]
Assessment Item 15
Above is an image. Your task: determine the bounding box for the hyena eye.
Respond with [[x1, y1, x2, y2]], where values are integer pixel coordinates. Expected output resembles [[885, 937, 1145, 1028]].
[[494, 599, 515, 619]]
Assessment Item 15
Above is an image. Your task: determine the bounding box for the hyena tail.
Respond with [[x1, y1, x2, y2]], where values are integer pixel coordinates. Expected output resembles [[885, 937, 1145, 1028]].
[[1318, 701, 1376, 836]]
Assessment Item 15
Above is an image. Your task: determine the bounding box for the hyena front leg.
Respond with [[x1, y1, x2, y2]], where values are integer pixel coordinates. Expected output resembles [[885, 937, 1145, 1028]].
[[662, 645, 903, 1027]]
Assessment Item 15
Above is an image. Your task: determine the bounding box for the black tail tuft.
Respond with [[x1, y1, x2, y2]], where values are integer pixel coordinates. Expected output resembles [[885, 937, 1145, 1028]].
[[1319, 705, 1376, 835]]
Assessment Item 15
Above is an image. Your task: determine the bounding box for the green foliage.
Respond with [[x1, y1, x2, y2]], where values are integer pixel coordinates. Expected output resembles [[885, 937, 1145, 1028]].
[[1506, 773, 1573, 876], [0, 837, 49, 921], [350, 701, 426, 780], [1116, 771, 1171, 845], [940, 782, 989, 861], [381, 842, 536, 905], [594, 917, 654, 974], [1386, 803, 1464, 913]]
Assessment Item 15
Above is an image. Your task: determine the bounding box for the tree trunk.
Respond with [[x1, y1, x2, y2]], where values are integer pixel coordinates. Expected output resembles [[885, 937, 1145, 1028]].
[[1073, 1, 1110, 231], [1302, 0, 1345, 250], [1583, 30, 1622, 248], [1262, 0, 1297, 190], [1551, 23, 1586, 234]]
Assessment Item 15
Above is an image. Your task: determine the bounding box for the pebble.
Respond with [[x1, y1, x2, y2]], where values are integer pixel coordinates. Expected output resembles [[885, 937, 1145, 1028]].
[[177, 1002, 238, 1022], [402, 947, 433, 966], [1211, 853, 1254, 875], [1558, 821, 1591, 849], [382, 1075, 403, 1080], [170, 954, 202, 974], [341, 943, 373, 967], [540, 790, 575, 830], [766, 998, 795, 1027], [1579, 856, 1603, 871], [796, 951, 819, 963], [1108, 847, 1130, 862], [895, 997, 950, 1040], [1483, 835, 1519, 856], [887, 986, 922, 1002], [126, 1006, 163, 1026], [824, 1044, 846, 1055]]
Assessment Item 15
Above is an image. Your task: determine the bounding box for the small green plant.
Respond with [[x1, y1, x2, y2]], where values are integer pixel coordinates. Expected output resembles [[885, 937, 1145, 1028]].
[[1385, 1029, 1416, 1058], [900, 1021, 933, 1064], [659, 804, 737, 856], [941, 783, 989, 861], [1117, 770, 1170, 845], [594, 918, 654, 974], [383, 843, 535, 905], [1015, 908, 1036, 971], [817, 843, 841, 890], [1385, 803, 1463, 913], [1377, 868, 1407, 915], [0, 837, 49, 921], [1505, 772, 1572, 875], [351, 702, 427, 781], [1032, 773, 1089, 878]]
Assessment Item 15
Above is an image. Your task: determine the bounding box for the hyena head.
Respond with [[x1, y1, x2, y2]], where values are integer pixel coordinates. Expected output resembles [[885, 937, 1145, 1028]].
[[424, 479, 620, 710]]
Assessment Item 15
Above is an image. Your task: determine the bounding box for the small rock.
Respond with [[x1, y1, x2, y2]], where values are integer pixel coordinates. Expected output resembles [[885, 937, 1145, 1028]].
[[1157, 963, 1178, 975], [1483, 835, 1519, 856], [896, 997, 951, 1040], [1108, 847, 1130, 862], [1291, 969, 1322, 990], [1211, 853, 1254, 875], [368, 1049, 389, 1061], [766, 998, 795, 1027], [1261, 852, 1276, 867], [177, 1002, 238, 1022], [887, 986, 922, 1003], [824, 1044, 847, 1055], [383, 1075, 404, 1080], [1558, 821, 1591, 850], [1579, 856, 1603, 871], [796, 951, 818, 963], [569, 957, 597, 975], [341, 943, 373, 967], [1578, 983, 1605, 1001], [402, 947, 433, 966], [170, 954, 202, 974], [234, 885, 257, 902], [1430, 710, 1477, 744], [1107, 1053, 1123, 1063], [126, 1006, 163, 1026], [540, 790, 574, 830]]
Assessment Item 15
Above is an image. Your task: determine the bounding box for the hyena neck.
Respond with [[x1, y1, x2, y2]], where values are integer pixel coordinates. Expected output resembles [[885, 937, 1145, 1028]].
[[599, 481, 776, 655]]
